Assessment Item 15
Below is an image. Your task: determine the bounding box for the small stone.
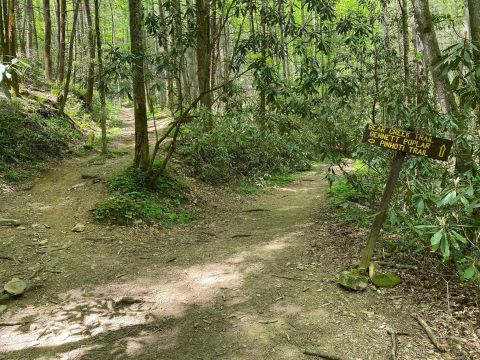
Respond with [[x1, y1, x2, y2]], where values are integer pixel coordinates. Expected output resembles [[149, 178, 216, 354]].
[[0, 305, 7, 315], [371, 272, 402, 288], [71, 223, 86, 232], [17, 226, 26, 230], [4, 278, 27, 295], [38, 240, 48, 246], [338, 269, 369, 291]]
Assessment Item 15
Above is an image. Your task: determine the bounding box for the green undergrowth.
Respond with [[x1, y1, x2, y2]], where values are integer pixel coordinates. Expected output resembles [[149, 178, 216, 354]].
[[239, 172, 305, 194], [95, 166, 191, 226], [328, 179, 370, 225], [178, 113, 316, 185], [0, 99, 81, 186], [327, 160, 374, 226]]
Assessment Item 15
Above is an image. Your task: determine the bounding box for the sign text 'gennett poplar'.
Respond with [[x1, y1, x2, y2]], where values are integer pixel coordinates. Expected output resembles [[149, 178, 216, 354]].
[[362, 124, 453, 161]]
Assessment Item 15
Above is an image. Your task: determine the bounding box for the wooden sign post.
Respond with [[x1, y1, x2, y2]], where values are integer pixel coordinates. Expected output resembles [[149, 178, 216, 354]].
[[358, 124, 453, 270]]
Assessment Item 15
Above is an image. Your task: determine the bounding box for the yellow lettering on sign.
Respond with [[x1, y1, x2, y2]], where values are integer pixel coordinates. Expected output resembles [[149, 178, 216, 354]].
[[379, 140, 405, 152], [439, 145, 446, 158], [415, 133, 433, 143], [409, 147, 427, 156]]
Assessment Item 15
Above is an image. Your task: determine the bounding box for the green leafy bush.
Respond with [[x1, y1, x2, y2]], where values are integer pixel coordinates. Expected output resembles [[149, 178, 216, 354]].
[[0, 100, 80, 184], [95, 166, 190, 225], [178, 113, 316, 184]]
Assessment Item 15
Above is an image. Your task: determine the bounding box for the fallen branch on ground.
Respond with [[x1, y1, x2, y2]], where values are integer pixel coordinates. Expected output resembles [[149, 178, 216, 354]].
[[271, 274, 317, 282], [413, 315, 447, 352], [0, 321, 27, 326], [303, 349, 346, 360], [386, 327, 398, 360]]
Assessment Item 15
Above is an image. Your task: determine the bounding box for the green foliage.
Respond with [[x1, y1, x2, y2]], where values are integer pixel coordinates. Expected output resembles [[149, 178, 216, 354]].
[[327, 178, 369, 225], [95, 166, 190, 225], [331, 144, 480, 288], [0, 100, 80, 184], [178, 112, 315, 184]]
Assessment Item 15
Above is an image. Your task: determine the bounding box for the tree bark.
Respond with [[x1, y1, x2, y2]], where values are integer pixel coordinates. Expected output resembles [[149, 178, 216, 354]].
[[196, 0, 211, 108], [0, 0, 6, 56], [128, 0, 149, 169], [411, 0, 471, 173], [467, 0, 480, 127], [259, 0, 267, 127], [398, 0, 410, 91], [94, 0, 107, 153], [84, 0, 95, 109], [43, 0, 52, 80], [57, 0, 67, 82], [25, 0, 36, 57], [6, 0, 19, 95], [57, 0, 80, 113], [157, 0, 174, 112]]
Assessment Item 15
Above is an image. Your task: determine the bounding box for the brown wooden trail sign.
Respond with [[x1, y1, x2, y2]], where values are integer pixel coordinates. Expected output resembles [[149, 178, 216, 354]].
[[362, 124, 453, 161], [358, 124, 452, 271]]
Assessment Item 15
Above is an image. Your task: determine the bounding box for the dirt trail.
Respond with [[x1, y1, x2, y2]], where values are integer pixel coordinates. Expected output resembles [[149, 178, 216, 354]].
[[0, 110, 459, 359]]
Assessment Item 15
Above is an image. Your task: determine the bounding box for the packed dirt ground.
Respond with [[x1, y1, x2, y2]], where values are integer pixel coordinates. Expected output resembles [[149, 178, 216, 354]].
[[0, 110, 479, 359]]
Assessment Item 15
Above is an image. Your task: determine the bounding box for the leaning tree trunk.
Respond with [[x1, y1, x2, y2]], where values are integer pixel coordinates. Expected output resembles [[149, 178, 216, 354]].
[[57, 0, 80, 113], [43, 0, 52, 80], [128, 0, 149, 170], [84, 0, 95, 109], [411, 0, 471, 173]]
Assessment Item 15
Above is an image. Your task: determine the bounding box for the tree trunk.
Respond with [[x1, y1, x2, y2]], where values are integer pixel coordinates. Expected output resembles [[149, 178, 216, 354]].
[[43, 0, 52, 80], [0, 0, 6, 56], [467, 0, 480, 128], [411, 0, 471, 173], [128, 0, 149, 170], [398, 0, 410, 91], [278, 0, 289, 80], [26, 0, 35, 57], [6, 0, 19, 95], [94, 0, 107, 153], [57, 0, 67, 83], [84, 0, 95, 109], [108, 0, 115, 45], [196, 0, 211, 108], [259, 0, 267, 127], [57, 0, 80, 113], [15, 0, 24, 55], [157, 0, 174, 112]]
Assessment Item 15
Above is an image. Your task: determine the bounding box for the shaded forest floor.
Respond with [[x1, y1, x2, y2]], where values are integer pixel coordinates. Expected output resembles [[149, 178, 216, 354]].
[[0, 109, 479, 359]]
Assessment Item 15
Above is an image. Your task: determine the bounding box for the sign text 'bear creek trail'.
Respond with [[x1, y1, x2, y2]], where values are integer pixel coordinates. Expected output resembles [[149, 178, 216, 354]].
[[362, 123, 453, 161]]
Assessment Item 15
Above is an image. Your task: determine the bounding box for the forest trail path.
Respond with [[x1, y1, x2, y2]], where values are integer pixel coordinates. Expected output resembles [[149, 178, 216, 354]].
[[0, 110, 449, 359]]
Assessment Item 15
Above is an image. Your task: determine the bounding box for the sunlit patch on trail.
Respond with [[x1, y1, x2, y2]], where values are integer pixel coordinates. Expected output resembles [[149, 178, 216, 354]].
[[110, 329, 177, 357], [276, 187, 314, 193], [276, 205, 304, 211], [260, 231, 304, 253], [36, 345, 102, 360], [0, 263, 242, 353]]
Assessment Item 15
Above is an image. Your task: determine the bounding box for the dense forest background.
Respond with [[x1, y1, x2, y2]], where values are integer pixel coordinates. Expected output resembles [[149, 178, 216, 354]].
[[0, 0, 479, 290]]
